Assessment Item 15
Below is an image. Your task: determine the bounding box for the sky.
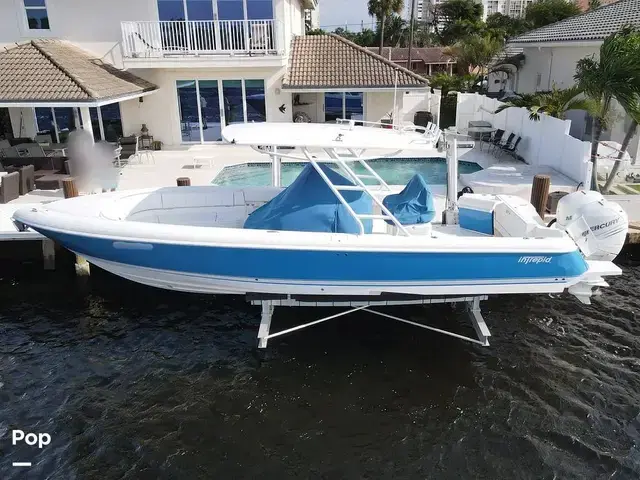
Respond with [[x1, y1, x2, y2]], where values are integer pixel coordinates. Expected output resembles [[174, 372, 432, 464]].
[[319, 0, 378, 31]]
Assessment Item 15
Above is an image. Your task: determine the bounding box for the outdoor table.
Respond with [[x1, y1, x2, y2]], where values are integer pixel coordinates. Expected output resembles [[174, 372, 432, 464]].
[[462, 126, 497, 151]]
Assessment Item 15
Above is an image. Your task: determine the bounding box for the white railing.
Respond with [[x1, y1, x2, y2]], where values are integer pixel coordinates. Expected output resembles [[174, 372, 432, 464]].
[[121, 20, 282, 58]]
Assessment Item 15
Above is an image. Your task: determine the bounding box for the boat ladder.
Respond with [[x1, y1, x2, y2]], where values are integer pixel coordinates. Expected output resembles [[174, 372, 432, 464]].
[[301, 148, 411, 236]]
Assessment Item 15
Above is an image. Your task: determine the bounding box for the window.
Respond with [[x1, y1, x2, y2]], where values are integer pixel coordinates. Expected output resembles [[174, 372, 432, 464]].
[[90, 104, 123, 142], [24, 0, 49, 30], [176, 79, 266, 143], [35, 107, 78, 142], [324, 92, 364, 123]]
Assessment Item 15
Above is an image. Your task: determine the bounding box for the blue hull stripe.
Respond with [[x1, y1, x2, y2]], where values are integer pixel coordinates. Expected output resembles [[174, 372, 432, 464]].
[[36, 228, 589, 282]]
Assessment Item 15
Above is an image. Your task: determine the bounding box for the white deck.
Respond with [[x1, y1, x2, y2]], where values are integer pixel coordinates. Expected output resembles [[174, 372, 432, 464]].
[[459, 163, 581, 198]]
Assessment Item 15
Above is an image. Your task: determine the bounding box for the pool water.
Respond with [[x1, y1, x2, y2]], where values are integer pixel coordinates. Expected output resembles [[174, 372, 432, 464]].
[[213, 158, 482, 187]]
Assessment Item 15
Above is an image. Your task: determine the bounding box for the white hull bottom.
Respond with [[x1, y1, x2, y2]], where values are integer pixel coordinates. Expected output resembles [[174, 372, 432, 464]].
[[83, 255, 619, 349], [87, 255, 580, 297]]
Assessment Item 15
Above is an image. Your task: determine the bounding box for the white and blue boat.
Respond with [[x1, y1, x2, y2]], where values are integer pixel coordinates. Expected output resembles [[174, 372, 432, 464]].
[[12, 121, 628, 347]]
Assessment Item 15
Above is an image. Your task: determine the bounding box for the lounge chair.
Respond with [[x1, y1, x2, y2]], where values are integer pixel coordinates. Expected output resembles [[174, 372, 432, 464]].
[[0, 171, 20, 203]]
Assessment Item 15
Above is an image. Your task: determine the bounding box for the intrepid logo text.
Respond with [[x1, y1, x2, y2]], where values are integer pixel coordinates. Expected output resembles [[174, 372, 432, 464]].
[[518, 256, 553, 265]]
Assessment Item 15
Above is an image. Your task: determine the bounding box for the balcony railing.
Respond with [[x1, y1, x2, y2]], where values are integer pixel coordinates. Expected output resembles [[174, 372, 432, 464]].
[[121, 20, 282, 58]]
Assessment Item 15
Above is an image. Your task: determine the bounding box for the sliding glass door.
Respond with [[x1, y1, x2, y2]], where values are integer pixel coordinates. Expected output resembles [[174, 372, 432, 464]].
[[324, 92, 364, 123], [199, 80, 222, 142], [176, 79, 266, 143]]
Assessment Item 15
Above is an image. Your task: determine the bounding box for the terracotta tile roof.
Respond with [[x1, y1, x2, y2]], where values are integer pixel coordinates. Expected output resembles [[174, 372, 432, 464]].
[[283, 34, 429, 90], [0, 40, 157, 104], [509, 0, 640, 45], [366, 47, 454, 64]]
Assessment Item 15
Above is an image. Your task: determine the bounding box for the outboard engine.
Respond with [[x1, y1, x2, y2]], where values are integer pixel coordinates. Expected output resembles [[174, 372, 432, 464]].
[[555, 190, 628, 261]]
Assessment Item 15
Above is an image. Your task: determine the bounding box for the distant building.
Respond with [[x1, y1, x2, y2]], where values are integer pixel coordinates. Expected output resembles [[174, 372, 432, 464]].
[[304, 7, 320, 31], [505, 0, 640, 161], [367, 47, 456, 75]]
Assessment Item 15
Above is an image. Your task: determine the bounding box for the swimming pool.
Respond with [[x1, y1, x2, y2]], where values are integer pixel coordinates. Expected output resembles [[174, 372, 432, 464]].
[[212, 158, 482, 187]]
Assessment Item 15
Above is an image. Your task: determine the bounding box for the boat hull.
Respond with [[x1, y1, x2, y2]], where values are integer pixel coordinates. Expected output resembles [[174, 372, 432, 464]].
[[33, 226, 589, 296]]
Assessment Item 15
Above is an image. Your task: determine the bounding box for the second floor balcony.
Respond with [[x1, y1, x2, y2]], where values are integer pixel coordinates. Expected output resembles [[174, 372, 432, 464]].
[[121, 20, 285, 67]]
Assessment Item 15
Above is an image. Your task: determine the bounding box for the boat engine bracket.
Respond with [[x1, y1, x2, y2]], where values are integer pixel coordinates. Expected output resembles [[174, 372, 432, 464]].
[[249, 295, 491, 348]]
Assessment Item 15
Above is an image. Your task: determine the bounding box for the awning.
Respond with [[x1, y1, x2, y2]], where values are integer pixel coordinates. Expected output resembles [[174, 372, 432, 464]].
[[0, 40, 158, 108]]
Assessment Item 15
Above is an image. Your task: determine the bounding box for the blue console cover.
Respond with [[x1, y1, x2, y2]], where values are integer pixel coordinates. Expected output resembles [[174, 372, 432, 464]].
[[244, 163, 372, 234], [382, 174, 436, 225]]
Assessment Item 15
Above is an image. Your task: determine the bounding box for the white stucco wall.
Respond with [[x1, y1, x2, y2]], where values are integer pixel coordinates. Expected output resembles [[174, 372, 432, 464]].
[[119, 66, 290, 146], [0, 0, 157, 67], [516, 46, 599, 94], [366, 92, 396, 122], [514, 43, 639, 161]]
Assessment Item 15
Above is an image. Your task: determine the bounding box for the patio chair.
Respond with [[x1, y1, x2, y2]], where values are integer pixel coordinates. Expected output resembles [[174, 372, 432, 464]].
[[500, 135, 522, 159], [488, 129, 505, 152], [493, 132, 514, 156], [117, 136, 139, 164], [17, 165, 35, 195], [35, 134, 53, 145], [0, 171, 20, 203]]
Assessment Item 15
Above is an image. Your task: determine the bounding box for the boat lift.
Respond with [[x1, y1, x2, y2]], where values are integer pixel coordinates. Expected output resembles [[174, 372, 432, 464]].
[[249, 294, 491, 348], [241, 124, 492, 349]]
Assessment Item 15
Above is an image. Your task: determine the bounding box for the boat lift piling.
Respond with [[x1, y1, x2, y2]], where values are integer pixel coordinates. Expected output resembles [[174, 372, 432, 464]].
[[62, 178, 90, 277]]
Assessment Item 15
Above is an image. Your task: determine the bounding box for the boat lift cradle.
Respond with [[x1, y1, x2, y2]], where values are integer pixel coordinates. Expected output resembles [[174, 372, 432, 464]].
[[226, 121, 493, 348]]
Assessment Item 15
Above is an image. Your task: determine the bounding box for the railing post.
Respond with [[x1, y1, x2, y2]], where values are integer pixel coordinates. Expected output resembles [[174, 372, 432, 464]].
[[214, 19, 222, 52], [244, 19, 251, 52], [120, 22, 129, 57]]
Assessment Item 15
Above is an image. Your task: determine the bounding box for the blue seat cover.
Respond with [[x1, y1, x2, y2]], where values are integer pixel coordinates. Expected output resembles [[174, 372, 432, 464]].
[[244, 163, 372, 234], [382, 174, 436, 225]]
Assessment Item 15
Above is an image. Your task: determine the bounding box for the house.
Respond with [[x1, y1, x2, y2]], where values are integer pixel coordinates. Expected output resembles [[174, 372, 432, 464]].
[[504, 0, 640, 161], [0, 0, 430, 147], [366, 47, 455, 75]]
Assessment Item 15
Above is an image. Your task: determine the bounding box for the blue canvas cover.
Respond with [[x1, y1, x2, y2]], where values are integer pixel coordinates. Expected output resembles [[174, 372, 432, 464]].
[[382, 174, 436, 225], [244, 163, 372, 234]]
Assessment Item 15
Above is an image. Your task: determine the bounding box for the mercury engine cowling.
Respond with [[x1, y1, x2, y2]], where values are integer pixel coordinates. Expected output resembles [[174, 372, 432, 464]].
[[555, 191, 628, 261]]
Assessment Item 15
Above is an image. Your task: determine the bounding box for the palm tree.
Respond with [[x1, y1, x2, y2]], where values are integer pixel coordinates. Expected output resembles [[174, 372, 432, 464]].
[[602, 99, 640, 193], [368, 0, 404, 54], [494, 86, 600, 121], [574, 27, 640, 191], [445, 34, 505, 89], [383, 14, 408, 47]]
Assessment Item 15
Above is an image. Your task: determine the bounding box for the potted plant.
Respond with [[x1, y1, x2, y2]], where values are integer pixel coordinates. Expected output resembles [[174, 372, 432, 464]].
[[152, 140, 162, 151]]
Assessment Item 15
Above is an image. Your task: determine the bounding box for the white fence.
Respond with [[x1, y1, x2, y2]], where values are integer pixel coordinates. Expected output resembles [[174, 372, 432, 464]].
[[400, 89, 441, 126], [121, 20, 283, 58], [456, 93, 592, 187]]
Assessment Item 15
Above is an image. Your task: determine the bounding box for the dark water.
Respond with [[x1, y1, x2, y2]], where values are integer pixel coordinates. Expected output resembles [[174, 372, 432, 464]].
[[1, 251, 639, 479]]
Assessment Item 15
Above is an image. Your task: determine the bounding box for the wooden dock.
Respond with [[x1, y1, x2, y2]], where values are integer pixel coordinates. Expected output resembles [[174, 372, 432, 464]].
[[627, 222, 640, 244]]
